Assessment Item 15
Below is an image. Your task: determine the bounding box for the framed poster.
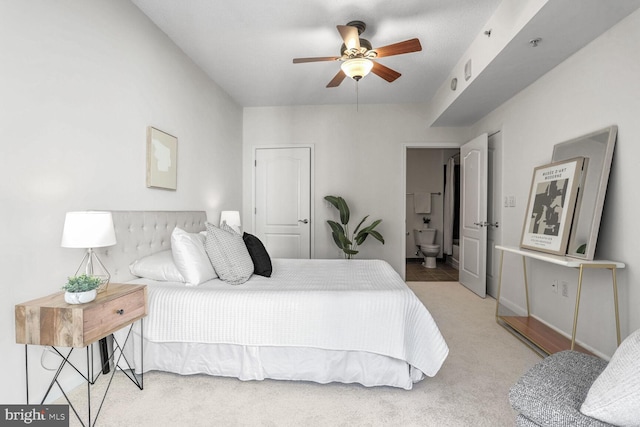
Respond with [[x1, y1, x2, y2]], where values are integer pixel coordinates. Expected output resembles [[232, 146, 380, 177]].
[[520, 157, 585, 255], [146, 127, 177, 190]]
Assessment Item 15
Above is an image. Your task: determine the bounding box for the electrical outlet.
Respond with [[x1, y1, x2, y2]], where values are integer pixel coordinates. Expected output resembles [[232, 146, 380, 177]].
[[508, 196, 516, 207], [561, 281, 569, 298], [551, 280, 558, 293]]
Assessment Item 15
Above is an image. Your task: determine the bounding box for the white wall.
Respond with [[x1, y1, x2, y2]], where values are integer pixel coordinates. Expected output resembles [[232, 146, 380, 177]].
[[0, 1, 242, 403], [471, 8, 640, 357], [243, 104, 471, 274]]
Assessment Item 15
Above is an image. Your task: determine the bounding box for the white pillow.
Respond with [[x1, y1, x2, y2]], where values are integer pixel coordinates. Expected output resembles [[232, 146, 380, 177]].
[[171, 227, 217, 286], [581, 328, 640, 426], [129, 250, 185, 282], [204, 222, 253, 285]]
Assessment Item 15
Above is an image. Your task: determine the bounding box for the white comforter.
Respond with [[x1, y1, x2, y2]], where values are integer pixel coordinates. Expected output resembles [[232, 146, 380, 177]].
[[129, 258, 448, 377]]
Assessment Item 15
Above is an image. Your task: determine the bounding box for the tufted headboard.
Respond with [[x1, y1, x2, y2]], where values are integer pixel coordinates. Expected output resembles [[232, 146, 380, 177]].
[[96, 211, 207, 283]]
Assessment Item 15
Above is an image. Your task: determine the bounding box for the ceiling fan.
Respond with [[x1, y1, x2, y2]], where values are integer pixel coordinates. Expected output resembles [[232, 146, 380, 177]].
[[293, 20, 422, 88]]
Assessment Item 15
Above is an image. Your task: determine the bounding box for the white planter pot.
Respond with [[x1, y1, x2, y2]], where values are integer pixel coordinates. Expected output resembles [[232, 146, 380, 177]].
[[64, 289, 97, 304]]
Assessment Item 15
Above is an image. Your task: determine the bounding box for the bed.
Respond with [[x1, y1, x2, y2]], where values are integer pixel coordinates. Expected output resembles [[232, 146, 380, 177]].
[[103, 211, 448, 390]]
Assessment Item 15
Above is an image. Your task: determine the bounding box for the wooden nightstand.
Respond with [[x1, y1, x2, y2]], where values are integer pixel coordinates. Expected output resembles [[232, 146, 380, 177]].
[[15, 283, 147, 426]]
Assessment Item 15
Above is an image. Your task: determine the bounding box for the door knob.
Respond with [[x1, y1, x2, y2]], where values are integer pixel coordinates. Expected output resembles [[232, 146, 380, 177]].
[[298, 219, 309, 224]]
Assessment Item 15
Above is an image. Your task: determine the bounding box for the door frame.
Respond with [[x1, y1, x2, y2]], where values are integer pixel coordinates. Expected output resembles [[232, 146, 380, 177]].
[[401, 142, 462, 280], [252, 144, 315, 259], [487, 131, 503, 298]]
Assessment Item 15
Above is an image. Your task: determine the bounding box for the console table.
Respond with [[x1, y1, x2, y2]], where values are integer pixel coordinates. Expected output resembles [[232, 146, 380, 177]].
[[15, 283, 147, 426], [495, 245, 624, 355]]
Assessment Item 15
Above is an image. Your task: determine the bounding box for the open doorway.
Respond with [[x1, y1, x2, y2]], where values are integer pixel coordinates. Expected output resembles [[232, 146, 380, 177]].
[[405, 147, 460, 282], [401, 133, 502, 294]]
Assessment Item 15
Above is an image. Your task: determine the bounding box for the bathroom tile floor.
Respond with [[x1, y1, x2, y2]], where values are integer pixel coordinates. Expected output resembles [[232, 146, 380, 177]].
[[405, 259, 459, 282]]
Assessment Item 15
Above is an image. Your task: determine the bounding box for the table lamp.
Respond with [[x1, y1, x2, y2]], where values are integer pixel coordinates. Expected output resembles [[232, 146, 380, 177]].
[[220, 210, 241, 234], [61, 211, 117, 293]]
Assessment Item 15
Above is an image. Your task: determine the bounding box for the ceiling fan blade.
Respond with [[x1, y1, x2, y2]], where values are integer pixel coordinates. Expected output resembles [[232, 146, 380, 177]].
[[293, 56, 340, 64], [326, 70, 347, 88], [374, 38, 422, 58], [371, 61, 401, 83], [337, 25, 360, 50]]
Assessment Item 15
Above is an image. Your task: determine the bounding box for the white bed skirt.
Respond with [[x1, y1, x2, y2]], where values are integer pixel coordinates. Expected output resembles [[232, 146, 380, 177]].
[[115, 327, 424, 390]]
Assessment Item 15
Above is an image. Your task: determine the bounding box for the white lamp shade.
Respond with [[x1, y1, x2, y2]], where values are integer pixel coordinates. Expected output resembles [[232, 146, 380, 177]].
[[341, 58, 374, 80], [61, 211, 117, 248], [220, 211, 241, 232]]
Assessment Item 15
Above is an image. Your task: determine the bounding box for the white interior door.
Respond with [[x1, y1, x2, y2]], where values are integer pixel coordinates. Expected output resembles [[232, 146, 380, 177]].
[[255, 147, 311, 259], [459, 133, 488, 298]]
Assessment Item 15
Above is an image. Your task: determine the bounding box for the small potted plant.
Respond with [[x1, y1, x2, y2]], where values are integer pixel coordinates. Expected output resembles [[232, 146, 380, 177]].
[[62, 274, 102, 304]]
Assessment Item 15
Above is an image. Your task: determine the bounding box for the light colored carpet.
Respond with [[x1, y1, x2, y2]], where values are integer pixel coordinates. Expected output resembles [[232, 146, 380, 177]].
[[62, 282, 541, 426]]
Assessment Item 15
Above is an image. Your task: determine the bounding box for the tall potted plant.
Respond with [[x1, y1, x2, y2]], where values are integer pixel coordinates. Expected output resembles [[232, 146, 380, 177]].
[[325, 195, 384, 259]]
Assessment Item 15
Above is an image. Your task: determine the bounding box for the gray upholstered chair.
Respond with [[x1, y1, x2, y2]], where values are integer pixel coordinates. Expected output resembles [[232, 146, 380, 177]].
[[509, 329, 640, 427]]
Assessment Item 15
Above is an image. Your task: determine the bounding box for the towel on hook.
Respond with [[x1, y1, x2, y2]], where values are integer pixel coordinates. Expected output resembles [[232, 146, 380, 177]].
[[414, 192, 431, 213]]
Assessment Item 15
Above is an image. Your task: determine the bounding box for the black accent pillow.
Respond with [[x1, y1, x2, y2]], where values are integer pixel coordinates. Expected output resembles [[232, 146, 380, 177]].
[[242, 233, 272, 277]]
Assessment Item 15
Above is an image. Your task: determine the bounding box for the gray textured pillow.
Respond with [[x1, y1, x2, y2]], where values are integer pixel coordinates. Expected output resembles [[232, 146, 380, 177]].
[[204, 222, 253, 285], [581, 328, 640, 426]]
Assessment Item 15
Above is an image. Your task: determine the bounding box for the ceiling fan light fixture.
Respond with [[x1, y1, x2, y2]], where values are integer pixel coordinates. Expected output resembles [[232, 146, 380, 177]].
[[341, 58, 373, 81], [292, 20, 418, 88]]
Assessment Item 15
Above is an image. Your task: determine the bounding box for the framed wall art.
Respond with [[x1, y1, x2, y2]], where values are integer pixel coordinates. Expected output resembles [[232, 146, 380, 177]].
[[520, 157, 586, 255], [146, 126, 177, 190]]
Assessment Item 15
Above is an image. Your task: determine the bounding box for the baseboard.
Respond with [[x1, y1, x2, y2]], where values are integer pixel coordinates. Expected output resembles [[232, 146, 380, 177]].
[[406, 257, 446, 264], [445, 254, 459, 270], [497, 297, 526, 316]]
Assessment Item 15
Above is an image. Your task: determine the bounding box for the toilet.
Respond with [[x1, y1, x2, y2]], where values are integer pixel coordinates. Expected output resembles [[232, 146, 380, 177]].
[[413, 228, 440, 269]]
